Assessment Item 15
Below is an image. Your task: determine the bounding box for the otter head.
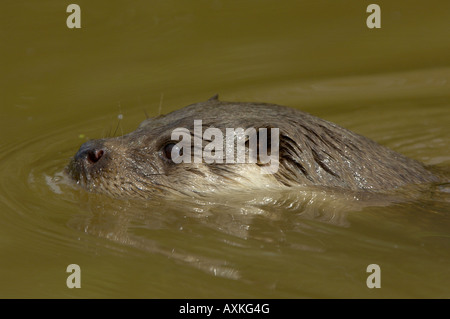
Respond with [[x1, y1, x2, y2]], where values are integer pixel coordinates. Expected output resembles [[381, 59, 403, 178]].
[[68, 96, 285, 199], [68, 96, 439, 198]]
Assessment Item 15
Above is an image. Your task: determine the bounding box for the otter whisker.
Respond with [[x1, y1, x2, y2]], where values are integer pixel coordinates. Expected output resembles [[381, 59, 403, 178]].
[[158, 93, 164, 116]]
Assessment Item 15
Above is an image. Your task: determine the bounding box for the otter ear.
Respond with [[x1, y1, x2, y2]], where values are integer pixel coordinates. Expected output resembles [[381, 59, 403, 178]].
[[207, 94, 219, 101]]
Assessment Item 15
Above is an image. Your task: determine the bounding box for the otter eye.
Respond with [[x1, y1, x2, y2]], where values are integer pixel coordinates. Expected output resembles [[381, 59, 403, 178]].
[[163, 143, 182, 161]]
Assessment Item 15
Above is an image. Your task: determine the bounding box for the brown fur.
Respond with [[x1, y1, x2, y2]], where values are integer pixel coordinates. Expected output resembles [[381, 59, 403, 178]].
[[68, 96, 438, 199]]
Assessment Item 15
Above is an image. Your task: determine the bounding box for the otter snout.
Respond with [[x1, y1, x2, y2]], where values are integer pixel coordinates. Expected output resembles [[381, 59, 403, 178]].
[[69, 139, 108, 185], [75, 140, 106, 165]]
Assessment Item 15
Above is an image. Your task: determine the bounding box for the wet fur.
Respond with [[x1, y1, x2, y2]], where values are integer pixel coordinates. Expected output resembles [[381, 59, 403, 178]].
[[68, 95, 438, 199]]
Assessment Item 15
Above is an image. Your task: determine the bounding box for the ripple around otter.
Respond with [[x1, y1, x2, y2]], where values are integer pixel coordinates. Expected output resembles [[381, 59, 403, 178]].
[[0, 106, 448, 297]]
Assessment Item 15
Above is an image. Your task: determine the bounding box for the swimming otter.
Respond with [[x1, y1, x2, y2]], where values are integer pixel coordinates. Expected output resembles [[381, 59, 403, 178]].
[[68, 95, 438, 199]]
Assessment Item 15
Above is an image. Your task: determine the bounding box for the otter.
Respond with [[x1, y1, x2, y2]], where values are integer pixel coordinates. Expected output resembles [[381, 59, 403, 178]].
[[68, 95, 438, 199]]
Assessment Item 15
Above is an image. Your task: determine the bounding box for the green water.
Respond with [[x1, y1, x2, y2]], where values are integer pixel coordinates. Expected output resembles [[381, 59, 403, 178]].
[[0, 0, 449, 298]]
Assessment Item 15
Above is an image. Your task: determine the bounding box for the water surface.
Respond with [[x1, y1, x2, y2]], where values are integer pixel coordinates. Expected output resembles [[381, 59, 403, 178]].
[[0, 0, 449, 298]]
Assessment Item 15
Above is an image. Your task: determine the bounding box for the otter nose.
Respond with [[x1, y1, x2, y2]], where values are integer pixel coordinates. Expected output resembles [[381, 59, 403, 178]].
[[75, 140, 105, 164]]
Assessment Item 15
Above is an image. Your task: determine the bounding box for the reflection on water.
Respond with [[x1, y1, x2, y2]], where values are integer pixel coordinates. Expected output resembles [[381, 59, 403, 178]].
[[51, 168, 448, 285]]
